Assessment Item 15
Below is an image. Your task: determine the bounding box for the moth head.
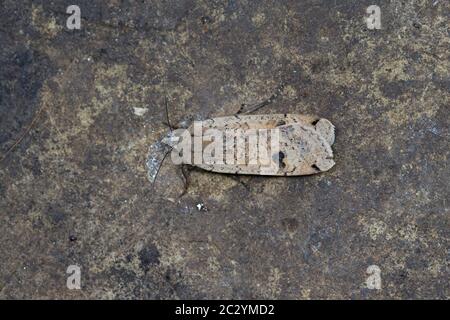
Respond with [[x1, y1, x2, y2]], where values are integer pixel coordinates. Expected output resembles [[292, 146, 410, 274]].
[[161, 131, 181, 148]]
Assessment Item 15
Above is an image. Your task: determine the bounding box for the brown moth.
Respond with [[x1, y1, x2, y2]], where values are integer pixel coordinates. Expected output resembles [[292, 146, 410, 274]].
[[147, 113, 335, 183]]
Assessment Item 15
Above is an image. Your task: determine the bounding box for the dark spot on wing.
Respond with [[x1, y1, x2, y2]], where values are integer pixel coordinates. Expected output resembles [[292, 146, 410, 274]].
[[278, 151, 286, 169]]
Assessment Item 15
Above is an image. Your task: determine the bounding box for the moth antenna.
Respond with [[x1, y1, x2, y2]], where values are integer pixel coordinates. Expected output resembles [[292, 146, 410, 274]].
[[163, 78, 173, 132], [150, 78, 177, 190], [151, 148, 171, 189], [179, 164, 190, 197]]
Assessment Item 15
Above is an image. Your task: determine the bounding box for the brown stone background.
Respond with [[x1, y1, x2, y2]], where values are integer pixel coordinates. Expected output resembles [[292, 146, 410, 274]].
[[0, 0, 448, 299]]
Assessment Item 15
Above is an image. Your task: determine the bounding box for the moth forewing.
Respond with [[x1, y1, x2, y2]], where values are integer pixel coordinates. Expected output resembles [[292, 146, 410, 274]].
[[259, 128, 281, 175], [225, 129, 236, 165], [246, 129, 259, 166], [202, 128, 224, 165], [235, 129, 246, 166], [257, 128, 271, 167], [152, 114, 336, 180]]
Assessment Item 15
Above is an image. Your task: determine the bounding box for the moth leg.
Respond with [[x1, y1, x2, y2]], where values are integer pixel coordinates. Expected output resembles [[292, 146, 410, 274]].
[[229, 175, 251, 192], [237, 82, 286, 114], [162, 78, 191, 130], [162, 121, 180, 130], [179, 164, 193, 197]]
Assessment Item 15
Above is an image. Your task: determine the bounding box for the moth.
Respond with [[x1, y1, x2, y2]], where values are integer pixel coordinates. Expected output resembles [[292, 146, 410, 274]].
[[147, 113, 335, 183], [147, 81, 335, 186]]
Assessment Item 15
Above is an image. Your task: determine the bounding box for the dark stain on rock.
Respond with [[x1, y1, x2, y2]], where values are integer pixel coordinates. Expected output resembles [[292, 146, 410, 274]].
[[0, 183, 4, 197], [281, 217, 299, 233], [82, 145, 112, 170], [0, 47, 55, 154], [139, 244, 161, 271], [380, 80, 420, 99], [47, 207, 66, 225], [201, 16, 213, 25]]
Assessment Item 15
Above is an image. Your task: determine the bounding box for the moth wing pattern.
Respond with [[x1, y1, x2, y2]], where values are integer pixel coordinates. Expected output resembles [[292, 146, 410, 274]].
[[185, 114, 335, 176], [314, 118, 335, 145]]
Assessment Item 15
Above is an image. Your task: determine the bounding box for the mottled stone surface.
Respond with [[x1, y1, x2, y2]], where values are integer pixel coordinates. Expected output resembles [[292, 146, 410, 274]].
[[0, 0, 448, 299]]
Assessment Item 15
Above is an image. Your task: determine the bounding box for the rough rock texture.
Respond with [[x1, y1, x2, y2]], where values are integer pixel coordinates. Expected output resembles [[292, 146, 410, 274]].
[[0, 0, 448, 299]]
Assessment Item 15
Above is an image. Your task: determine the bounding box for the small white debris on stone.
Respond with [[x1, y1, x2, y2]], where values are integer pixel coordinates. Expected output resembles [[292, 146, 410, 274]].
[[196, 203, 205, 211], [133, 107, 148, 116]]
